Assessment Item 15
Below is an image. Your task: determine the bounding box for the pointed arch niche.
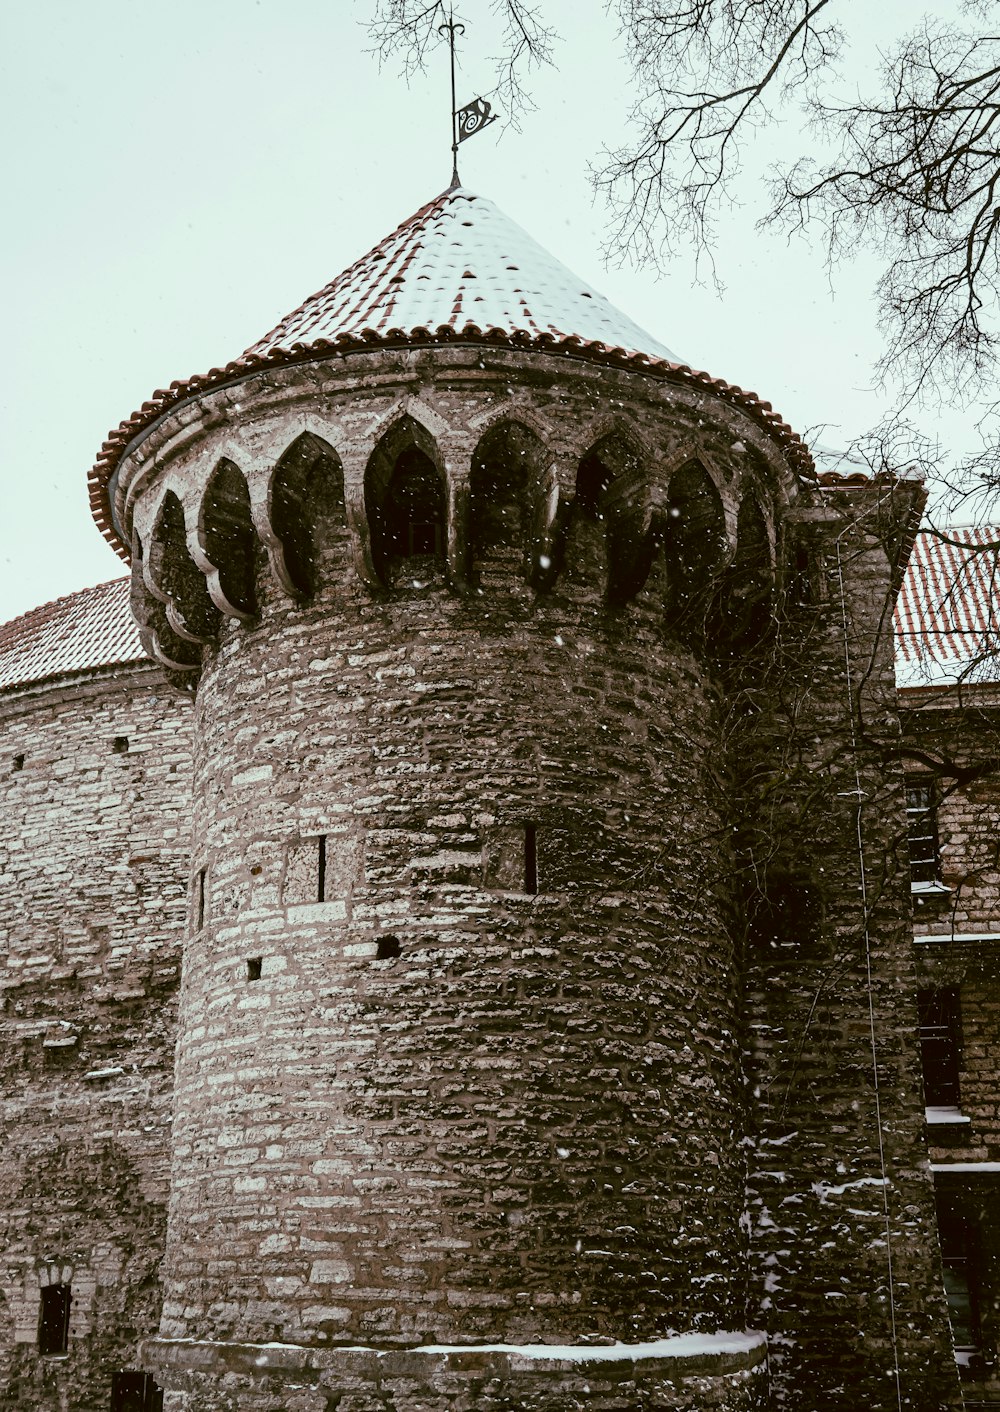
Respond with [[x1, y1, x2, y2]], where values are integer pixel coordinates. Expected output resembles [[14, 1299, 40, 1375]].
[[147, 490, 221, 644], [268, 432, 345, 598], [365, 416, 446, 584], [717, 493, 774, 652], [468, 420, 550, 585], [130, 531, 201, 676], [661, 458, 728, 640], [199, 459, 259, 619], [568, 430, 645, 589]]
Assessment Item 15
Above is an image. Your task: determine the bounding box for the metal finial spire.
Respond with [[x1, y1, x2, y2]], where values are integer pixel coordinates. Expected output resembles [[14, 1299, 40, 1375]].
[[438, 6, 498, 189], [438, 7, 464, 188]]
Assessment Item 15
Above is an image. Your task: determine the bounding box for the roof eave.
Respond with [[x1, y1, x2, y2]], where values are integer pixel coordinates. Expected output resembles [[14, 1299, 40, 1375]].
[[90, 327, 817, 562]]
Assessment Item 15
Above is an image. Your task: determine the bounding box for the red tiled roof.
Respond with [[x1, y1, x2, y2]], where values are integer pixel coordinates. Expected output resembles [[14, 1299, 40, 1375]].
[[895, 527, 1000, 688], [246, 187, 682, 363], [89, 187, 815, 560], [0, 578, 145, 693]]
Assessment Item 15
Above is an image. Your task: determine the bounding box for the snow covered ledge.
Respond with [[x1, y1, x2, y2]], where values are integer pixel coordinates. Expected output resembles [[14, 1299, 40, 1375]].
[[142, 1331, 769, 1409]]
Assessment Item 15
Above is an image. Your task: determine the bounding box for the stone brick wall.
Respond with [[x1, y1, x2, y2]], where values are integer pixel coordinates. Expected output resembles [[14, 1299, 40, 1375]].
[[122, 346, 789, 1409], [0, 665, 192, 1410], [742, 483, 961, 1408], [0, 339, 973, 1410], [901, 694, 1000, 1398], [162, 567, 747, 1356]]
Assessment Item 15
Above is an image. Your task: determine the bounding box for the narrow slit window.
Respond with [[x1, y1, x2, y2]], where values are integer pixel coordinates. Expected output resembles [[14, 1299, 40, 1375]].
[[246, 957, 263, 982], [317, 834, 327, 903], [38, 1282, 71, 1356], [196, 867, 207, 930], [524, 824, 538, 895]]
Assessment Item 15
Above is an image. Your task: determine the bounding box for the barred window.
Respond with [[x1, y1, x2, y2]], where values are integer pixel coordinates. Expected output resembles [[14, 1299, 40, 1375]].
[[906, 780, 940, 884]]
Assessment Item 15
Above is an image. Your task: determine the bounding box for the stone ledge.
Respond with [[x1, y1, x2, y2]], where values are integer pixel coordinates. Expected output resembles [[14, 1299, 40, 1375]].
[[141, 1331, 768, 1382]]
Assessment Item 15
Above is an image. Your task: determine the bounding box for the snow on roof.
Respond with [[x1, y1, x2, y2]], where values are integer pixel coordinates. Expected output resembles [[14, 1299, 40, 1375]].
[[245, 186, 681, 364], [0, 577, 145, 693], [90, 185, 815, 561], [895, 527, 1000, 689]]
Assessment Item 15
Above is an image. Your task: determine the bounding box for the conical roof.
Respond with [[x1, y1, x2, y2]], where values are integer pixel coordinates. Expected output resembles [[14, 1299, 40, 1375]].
[[244, 186, 681, 363], [90, 184, 814, 559]]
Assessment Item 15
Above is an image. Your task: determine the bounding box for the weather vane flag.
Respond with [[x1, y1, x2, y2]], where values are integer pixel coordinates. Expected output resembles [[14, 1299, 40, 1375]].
[[439, 7, 498, 187]]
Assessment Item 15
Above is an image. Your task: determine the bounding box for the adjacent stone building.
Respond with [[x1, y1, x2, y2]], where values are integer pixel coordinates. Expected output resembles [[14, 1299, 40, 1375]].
[[0, 184, 991, 1410]]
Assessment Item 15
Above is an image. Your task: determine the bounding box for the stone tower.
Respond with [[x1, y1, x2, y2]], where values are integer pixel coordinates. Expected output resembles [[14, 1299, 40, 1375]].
[[88, 187, 960, 1409]]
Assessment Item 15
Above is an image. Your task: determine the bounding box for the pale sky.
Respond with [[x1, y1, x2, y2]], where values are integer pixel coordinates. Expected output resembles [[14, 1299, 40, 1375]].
[[0, 0, 979, 623]]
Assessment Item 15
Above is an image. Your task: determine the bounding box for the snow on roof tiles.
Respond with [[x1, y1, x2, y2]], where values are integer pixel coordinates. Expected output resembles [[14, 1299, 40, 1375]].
[[0, 578, 145, 693], [245, 186, 681, 364], [89, 186, 815, 560], [895, 527, 1000, 688]]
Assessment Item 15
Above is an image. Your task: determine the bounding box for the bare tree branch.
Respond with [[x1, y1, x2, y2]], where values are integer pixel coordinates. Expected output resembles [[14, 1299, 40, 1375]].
[[366, 2, 1000, 408], [367, 0, 556, 125], [595, 0, 841, 271], [774, 25, 1000, 401]]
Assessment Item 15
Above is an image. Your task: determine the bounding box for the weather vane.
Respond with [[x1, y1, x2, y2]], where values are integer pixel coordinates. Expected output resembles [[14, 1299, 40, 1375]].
[[438, 6, 498, 188]]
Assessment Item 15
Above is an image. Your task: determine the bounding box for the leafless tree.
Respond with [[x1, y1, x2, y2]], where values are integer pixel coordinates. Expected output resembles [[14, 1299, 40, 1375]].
[[368, 1, 1000, 409], [368, 0, 556, 120]]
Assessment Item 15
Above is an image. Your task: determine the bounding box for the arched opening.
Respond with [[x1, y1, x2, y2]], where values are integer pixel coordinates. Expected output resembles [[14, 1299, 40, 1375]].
[[570, 431, 644, 590], [270, 433, 345, 598], [129, 531, 200, 676], [148, 491, 220, 643], [365, 417, 446, 583], [468, 420, 549, 584], [662, 458, 727, 638], [200, 458, 258, 618], [716, 493, 773, 653]]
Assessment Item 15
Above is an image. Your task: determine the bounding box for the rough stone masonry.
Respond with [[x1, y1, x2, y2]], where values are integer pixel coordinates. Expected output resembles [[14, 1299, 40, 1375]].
[[0, 184, 967, 1410]]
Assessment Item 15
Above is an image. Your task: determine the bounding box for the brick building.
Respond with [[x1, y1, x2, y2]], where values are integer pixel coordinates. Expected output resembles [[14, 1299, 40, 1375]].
[[0, 185, 991, 1410]]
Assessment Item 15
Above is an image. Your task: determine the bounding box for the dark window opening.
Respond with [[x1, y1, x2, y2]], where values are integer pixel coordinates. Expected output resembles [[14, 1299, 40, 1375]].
[[938, 1207, 982, 1354], [575, 454, 613, 518], [918, 987, 962, 1108], [246, 957, 263, 982], [112, 736, 129, 754], [12, 753, 24, 772], [906, 780, 941, 883], [384, 448, 445, 560], [524, 824, 538, 895], [196, 867, 207, 931], [406, 518, 442, 556], [317, 834, 327, 903], [469, 423, 542, 563], [746, 866, 824, 964], [111, 1369, 164, 1412], [375, 934, 401, 960], [789, 541, 814, 606], [38, 1283, 71, 1356]]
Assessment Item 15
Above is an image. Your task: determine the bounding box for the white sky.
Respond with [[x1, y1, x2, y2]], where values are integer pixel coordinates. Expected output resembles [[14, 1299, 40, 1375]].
[[0, 0, 982, 622]]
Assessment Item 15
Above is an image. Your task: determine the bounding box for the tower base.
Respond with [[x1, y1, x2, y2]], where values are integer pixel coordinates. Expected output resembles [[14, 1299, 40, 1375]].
[[143, 1333, 768, 1410]]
